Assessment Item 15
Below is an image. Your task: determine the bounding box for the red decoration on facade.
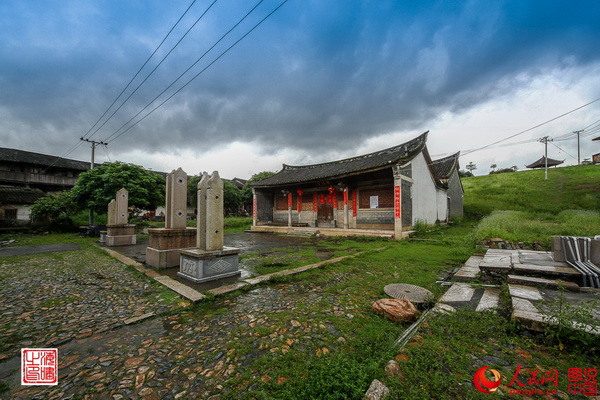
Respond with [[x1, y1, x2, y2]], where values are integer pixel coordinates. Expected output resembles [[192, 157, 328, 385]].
[[297, 190, 303, 213], [332, 188, 338, 208], [320, 194, 326, 204], [313, 192, 318, 212], [287, 192, 292, 209], [343, 188, 348, 205], [394, 185, 401, 219], [352, 190, 357, 217]]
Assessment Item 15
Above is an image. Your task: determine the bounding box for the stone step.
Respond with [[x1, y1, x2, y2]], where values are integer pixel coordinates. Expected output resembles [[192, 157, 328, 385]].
[[438, 283, 475, 303], [512, 263, 581, 278], [507, 274, 580, 292], [452, 256, 483, 281], [475, 288, 500, 312]]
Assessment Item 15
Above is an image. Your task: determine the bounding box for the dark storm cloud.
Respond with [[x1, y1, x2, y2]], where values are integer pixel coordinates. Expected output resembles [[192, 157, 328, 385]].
[[1, 0, 600, 161]]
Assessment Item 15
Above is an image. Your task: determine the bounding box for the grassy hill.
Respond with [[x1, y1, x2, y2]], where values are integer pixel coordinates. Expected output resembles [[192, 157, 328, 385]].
[[462, 164, 600, 216]]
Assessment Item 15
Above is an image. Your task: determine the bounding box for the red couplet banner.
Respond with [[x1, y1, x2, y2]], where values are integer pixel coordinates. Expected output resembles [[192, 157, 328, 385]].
[[394, 185, 401, 219]]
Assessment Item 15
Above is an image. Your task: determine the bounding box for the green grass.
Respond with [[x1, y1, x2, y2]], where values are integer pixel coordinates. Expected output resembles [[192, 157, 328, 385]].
[[470, 210, 600, 247], [384, 309, 598, 399], [463, 164, 600, 217]]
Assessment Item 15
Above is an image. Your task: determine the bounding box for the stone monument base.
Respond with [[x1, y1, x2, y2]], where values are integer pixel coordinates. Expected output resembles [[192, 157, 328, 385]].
[[106, 224, 136, 247], [178, 247, 241, 283], [146, 227, 197, 269]]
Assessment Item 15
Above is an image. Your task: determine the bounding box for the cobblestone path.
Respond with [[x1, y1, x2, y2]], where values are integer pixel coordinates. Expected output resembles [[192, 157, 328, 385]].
[[2, 279, 363, 400], [0, 246, 182, 362]]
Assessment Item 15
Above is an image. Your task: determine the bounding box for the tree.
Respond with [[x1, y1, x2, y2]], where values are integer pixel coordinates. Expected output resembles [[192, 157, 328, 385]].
[[71, 162, 165, 215], [466, 162, 477, 174], [241, 171, 276, 205], [458, 169, 473, 178], [31, 191, 74, 222], [188, 174, 243, 215], [490, 164, 497, 172]]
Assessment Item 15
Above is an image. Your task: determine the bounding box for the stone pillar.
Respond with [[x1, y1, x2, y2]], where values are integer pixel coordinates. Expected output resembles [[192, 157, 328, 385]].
[[252, 188, 257, 227], [313, 192, 318, 227], [205, 172, 224, 251], [331, 187, 338, 228], [287, 192, 292, 227], [343, 188, 349, 229], [116, 188, 128, 225], [107, 199, 116, 226], [146, 167, 196, 268], [106, 188, 136, 247], [196, 172, 209, 249], [166, 167, 187, 229], [297, 190, 303, 224], [179, 170, 240, 284]]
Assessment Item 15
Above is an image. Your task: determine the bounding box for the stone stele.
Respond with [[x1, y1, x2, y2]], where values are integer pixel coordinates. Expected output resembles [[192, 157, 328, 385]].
[[178, 171, 241, 283]]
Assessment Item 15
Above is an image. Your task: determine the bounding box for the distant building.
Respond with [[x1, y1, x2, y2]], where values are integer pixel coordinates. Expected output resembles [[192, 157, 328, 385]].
[[0, 147, 90, 225], [593, 153, 600, 164], [0, 147, 90, 191], [430, 152, 464, 218], [525, 156, 564, 169], [250, 131, 462, 240], [0, 187, 46, 225]]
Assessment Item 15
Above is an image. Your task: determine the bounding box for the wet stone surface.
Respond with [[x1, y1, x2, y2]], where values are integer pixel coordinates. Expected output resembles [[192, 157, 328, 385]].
[[0, 248, 181, 361], [1, 281, 355, 400]]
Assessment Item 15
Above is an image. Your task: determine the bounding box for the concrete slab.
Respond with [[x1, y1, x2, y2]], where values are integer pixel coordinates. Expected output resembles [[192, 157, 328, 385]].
[[513, 263, 581, 277], [511, 296, 541, 314], [508, 284, 543, 301], [476, 288, 501, 312], [439, 283, 475, 303], [507, 274, 580, 292], [464, 255, 484, 268], [207, 282, 250, 296], [154, 276, 206, 303]]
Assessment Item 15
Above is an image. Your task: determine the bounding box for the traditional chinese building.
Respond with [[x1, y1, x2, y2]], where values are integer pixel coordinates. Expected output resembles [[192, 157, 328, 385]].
[[250, 131, 462, 239]]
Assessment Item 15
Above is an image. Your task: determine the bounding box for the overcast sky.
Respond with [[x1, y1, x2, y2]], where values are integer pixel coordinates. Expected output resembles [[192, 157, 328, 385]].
[[1, 0, 600, 178]]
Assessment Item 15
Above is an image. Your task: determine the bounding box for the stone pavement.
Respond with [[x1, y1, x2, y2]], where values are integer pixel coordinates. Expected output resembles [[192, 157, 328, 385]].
[[0, 245, 183, 363], [440, 249, 600, 334], [1, 273, 357, 399]]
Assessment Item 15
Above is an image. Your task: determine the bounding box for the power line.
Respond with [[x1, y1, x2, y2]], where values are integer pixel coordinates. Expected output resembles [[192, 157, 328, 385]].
[[461, 97, 600, 156], [86, 0, 218, 141], [103, 0, 267, 143], [105, 0, 289, 145]]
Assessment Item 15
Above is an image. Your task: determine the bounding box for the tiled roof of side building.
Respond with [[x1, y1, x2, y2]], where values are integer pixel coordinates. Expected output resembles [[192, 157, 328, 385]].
[[0, 147, 90, 171], [252, 131, 429, 187], [0, 187, 46, 204], [430, 151, 460, 180]]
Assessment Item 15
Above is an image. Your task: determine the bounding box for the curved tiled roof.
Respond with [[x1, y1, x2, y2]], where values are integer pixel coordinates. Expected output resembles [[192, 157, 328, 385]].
[[252, 132, 429, 187], [525, 156, 564, 169], [0, 187, 46, 205], [430, 151, 460, 179], [0, 147, 90, 171]]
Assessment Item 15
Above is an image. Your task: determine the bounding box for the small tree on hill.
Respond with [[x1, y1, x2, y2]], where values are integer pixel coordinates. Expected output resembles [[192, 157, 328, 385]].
[[71, 162, 165, 215], [241, 171, 276, 205]]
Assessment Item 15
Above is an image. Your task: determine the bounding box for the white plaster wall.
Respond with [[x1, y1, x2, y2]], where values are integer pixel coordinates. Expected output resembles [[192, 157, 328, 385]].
[[436, 189, 448, 222], [17, 206, 32, 221], [410, 152, 439, 225]]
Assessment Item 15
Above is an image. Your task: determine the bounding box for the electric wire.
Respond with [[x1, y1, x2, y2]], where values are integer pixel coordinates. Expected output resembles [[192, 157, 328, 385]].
[[104, 0, 289, 145], [86, 0, 219, 141], [102, 0, 266, 143], [461, 97, 600, 156], [82, 0, 200, 141]]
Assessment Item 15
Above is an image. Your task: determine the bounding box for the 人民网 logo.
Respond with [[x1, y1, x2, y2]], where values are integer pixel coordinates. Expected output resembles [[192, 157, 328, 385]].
[[474, 366, 502, 394]]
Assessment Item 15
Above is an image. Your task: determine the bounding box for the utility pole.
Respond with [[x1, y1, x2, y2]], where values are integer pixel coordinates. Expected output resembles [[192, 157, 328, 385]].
[[573, 130, 583, 165], [538, 136, 552, 180], [80, 138, 107, 226]]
